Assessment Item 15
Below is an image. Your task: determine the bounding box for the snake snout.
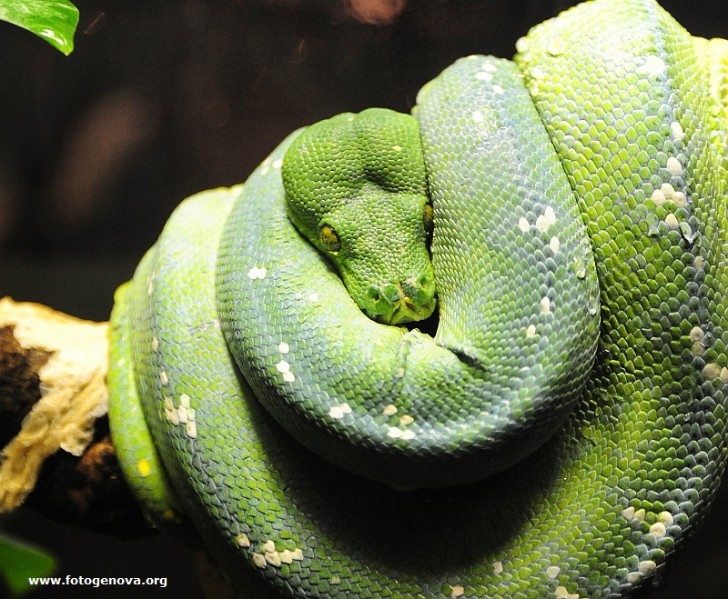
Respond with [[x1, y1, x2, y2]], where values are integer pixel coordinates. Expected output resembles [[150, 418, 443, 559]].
[[364, 275, 436, 325]]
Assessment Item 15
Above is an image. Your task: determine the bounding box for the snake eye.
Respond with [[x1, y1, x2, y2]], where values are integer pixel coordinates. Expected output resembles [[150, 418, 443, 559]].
[[320, 224, 341, 253], [423, 202, 434, 241]]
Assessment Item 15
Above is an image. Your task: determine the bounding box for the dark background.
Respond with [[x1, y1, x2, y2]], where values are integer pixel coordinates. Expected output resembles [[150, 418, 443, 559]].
[[1, 0, 727, 597]]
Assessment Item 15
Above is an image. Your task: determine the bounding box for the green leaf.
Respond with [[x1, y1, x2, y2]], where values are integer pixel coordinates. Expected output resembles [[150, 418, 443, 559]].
[[0, 532, 56, 596], [0, 0, 79, 55]]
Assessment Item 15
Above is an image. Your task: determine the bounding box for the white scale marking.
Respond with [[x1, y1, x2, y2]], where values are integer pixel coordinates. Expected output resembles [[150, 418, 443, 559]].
[[638, 55, 667, 77], [248, 266, 268, 280], [666, 156, 682, 176]]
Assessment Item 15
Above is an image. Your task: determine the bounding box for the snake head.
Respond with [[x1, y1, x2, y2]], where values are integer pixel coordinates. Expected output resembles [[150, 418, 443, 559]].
[[282, 108, 437, 325]]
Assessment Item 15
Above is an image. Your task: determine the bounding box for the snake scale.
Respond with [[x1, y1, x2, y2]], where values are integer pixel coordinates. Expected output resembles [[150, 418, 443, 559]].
[[107, 0, 728, 597]]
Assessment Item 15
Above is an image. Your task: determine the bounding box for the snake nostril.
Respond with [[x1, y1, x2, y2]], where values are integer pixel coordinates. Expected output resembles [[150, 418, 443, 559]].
[[381, 284, 401, 304], [368, 285, 399, 306], [400, 277, 429, 301]]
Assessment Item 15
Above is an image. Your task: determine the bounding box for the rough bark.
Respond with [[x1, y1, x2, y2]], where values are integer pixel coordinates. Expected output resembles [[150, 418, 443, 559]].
[[0, 297, 148, 537]]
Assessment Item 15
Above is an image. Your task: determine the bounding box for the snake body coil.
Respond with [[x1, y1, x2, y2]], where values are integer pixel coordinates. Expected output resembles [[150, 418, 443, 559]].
[[108, 0, 728, 597]]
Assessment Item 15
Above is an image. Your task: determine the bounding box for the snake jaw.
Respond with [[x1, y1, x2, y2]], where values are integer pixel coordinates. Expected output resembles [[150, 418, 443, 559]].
[[364, 277, 437, 325], [391, 280, 437, 324]]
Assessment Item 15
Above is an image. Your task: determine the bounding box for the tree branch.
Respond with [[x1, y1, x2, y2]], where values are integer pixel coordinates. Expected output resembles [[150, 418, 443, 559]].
[[0, 297, 148, 536]]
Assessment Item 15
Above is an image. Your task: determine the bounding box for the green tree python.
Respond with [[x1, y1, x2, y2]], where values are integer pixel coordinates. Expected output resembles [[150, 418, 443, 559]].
[[106, 0, 728, 597]]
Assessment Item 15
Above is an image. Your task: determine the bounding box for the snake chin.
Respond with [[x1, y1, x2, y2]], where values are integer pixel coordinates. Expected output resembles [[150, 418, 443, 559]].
[[363, 277, 437, 325], [399, 304, 439, 337]]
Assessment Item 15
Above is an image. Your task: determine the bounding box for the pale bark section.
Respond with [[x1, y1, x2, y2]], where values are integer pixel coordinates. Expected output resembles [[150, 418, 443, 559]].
[[0, 297, 108, 512]]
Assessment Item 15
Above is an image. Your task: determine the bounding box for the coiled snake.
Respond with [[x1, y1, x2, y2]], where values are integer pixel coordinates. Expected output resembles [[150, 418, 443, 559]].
[[107, 0, 728, 597]]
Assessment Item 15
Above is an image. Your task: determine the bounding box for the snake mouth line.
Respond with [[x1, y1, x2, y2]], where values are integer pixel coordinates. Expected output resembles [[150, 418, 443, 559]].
[[390, 279, 438, 327], [366, 279, 438, 326], [400, 301, 440, 337]]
